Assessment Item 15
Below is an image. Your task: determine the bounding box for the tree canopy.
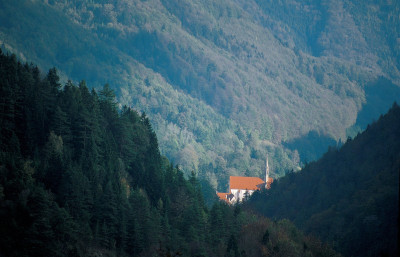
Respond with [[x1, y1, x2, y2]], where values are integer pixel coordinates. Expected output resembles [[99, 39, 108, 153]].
[[0, 50, 340, 257]]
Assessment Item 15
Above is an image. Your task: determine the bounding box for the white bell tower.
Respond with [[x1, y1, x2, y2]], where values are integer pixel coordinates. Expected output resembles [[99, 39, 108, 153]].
[[265, 155, 270, 183]]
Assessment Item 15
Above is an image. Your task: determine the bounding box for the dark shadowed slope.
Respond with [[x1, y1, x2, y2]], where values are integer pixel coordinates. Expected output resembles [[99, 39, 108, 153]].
[[248, 103, 400, 257]]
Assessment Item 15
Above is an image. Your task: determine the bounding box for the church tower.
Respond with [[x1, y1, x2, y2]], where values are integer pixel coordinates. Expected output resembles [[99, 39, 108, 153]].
[[264, 154, 273, 189], [265, 155, 270, 183]]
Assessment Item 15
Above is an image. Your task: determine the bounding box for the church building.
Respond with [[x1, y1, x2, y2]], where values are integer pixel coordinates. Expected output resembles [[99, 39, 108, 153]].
[[217, 156, 273, 204]]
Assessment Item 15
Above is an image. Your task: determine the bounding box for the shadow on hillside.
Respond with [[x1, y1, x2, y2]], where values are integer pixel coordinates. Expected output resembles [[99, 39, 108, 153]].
[[283, 130, 337, 164]]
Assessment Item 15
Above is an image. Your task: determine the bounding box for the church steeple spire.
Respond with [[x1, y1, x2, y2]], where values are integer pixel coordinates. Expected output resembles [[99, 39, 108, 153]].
[[265, 154, 270, 183]]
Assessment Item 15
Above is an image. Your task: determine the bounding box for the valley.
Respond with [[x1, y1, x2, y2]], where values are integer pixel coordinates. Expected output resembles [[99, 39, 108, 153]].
[[0, 1, 399, 255], [1, 0, 399, 190]]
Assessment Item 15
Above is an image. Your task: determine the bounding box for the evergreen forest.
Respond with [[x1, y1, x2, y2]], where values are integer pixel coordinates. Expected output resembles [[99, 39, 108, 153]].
[[1, 1, 399, 256], [247, 103, 400, 257], [0, 51, 341, 257]]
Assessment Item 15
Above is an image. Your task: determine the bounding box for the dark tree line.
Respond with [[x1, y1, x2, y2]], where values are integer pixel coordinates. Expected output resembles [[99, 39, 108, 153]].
[[0, 50, 339, 257]]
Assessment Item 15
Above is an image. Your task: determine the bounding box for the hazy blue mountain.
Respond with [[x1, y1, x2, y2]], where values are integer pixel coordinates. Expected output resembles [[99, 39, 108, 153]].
[[1, 0, 399, 189]]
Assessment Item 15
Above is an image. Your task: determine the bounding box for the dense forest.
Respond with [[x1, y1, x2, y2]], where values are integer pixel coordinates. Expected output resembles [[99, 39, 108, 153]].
[[0, 51, 341, 257], [1, 0, 399, 189], [1, 1, 399, 256], [247, 103, 400, 257]]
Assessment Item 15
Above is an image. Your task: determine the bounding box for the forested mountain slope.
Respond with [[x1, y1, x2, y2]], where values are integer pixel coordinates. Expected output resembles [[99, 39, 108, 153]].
[[0, 50, 341, 257], [1, 0, 399, 189], [247, 103, 400, 257]]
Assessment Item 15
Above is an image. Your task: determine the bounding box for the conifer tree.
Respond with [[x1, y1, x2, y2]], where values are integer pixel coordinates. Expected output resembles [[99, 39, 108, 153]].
[[0, 51, 343, 257]]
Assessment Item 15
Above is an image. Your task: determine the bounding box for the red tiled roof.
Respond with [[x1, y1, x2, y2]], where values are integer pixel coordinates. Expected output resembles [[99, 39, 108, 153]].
[[230, 176, 265, 190], [217, 192, 230, 203]]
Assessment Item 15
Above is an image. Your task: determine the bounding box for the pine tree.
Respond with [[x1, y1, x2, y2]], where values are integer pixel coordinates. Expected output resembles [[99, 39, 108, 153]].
[[0, 54, 18, 152]]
